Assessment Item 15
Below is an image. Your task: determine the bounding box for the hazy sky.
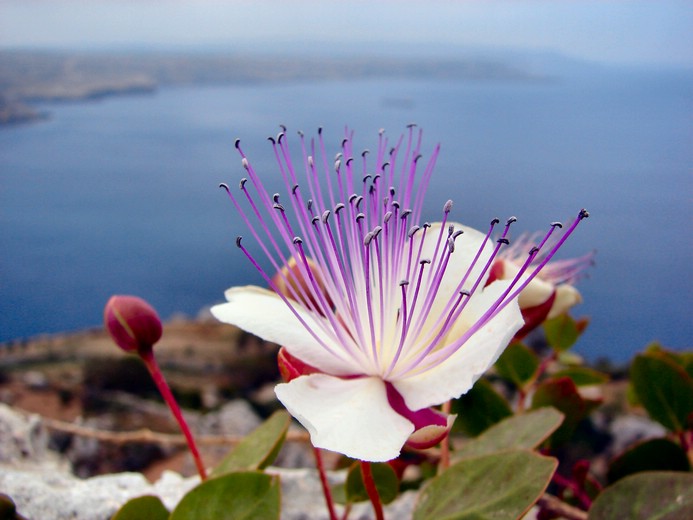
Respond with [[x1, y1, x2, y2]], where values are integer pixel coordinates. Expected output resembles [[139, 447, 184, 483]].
[[1, 0, 691, 67]]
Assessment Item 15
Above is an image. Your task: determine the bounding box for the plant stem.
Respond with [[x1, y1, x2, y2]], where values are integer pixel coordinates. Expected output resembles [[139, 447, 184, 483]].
[[360, 461, 385, 520], [140, 350, 207, 480], [313, 447, 339, 520]]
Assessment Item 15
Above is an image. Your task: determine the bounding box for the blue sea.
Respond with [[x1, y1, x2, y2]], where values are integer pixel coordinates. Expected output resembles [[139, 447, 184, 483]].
[[1, 66, 691, 362]]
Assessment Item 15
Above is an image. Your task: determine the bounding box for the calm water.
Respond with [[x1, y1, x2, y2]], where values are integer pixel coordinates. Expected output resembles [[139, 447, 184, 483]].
[[1, 67, 691, 361]]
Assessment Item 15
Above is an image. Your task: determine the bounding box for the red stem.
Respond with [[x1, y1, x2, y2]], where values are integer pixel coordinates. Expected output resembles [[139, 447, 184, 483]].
[[438, 400, 451, 471], [552, 472, 591, 510], [140, 350, 207, 480], [313, 447, 339, 520], [360, 461, 385, 520]]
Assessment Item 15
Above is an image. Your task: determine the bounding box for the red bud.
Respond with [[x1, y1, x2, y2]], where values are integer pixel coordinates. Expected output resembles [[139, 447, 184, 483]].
[[104, 295, 163, 354]]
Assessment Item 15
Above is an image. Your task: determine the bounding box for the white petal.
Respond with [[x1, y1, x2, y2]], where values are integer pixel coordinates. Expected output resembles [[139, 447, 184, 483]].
[[211, 286, 363, 376], [500, 259, 554, 309], [275, 374, 414, 462], [548, 284, 582, 318], [393, 280, 523, 411], [418, 222, 493, 295]]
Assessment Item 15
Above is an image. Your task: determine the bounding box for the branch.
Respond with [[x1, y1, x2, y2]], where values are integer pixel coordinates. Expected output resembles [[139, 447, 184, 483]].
[[537, 493, 588, 520], [41, 416, 309, 446]]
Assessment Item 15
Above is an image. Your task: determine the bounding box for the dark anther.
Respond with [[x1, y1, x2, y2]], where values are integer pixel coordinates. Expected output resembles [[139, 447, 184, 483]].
[[423, 222, 431, 228], [491, 218, 500, 225], [234, 138, 241, 149], [334, 159, 341, 171], [307, 200, 313, 211], [335, 152, 343, 161], [401, 209, 412, 219], [364, 232, 374, 247], [292, 184, 299, 194], [407, 122, 417, 128], [321, 210, 331, 223], [389, 187, 396, 196], [239, 178, 247, 189], [219, 183, 230, 192], [346, 157, 354, 166], [297, 130, 304, 137], [356, 213, 365, 222], [444, 200, 453, 213], [579, 209, 590, 219], [551, 222, 563, 229], [335, 203, 345, 213], [312, 216, 320, 225], [452, 230, 464, 240], [414, 153, 422, 162], [408, 225, 420, 238], [280, 124, 287, 132], [273, 203, 285, 212], [273, 193, 280, 203], [349, 194, 358, 203], [384, 212, 393, 223], [318, 127, 323, 135], [529, 246, 539, 256], [447, 237, 455, 253], [392, 201, 400, 209], [459, 290, 471, 297], [363, 174, 372, 183], [448, 224, 454, 236], [267, 136, 276, 145], [362, 149, 370, 157], [293, 237, 303, 245], [355, 196, 363, 209], [372, 226, 382, 237], [277, 132, 284, 144], [235, 236, 243, 247], [241, 158, 249, 170], [342, 138, 349, 147], [389, 147, 396, 156], [420, 259, 431, 265], [373, 174, 381, 182], [399, 280, 410, 286], [381, 162, 390, 172], [506, 216, 518, 225], [497, 238, 510, 245], [379, 128, 384, 135]]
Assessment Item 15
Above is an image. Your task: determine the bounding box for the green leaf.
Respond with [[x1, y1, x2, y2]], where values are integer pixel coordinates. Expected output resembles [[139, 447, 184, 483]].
[[630, 353, 693, 432], [111, 496, 169, 520], [494, 342, 539, 387], [345, 462, 399, 505], [453, 407, 564, 461], [413, 450, 557, 520], [590, 471, 693, 520], [552, 366, 609, 386], [530, 377, 593, 447], [210, 410, 290, 477], [451, 378, 512, 437], [607, 438, 691, 484], [543, 314, 579, 351], [170, 472, 280, 520]]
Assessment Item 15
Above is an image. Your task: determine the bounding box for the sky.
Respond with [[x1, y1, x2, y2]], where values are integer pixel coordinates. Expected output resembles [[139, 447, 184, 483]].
[[0, 0, 691, 67]]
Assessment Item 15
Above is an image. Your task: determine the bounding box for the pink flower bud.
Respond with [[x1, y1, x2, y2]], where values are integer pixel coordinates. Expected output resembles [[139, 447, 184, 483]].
[[104, 295, 162, 354]]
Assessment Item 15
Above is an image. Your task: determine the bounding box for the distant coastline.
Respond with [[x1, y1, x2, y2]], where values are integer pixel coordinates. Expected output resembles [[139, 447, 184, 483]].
[[0, 49, 550, 126]]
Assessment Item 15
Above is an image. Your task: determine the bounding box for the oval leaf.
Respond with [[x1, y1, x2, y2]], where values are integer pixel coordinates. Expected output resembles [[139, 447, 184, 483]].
[[211, 410, 290, 477], [531, 377, 590, 447], [451, 378, 512, 437], [454, 407, 564, 461], [543, 314, 580, 351], [552, 366, 609, 386], [495, 342, 540, 387], [607, 438, 690, 484], [111, 496, 169, 520], [590, 471, 693, 520], [630, 353, 693, 432], [170, 472, 280, 520], [414, 450, 557, 520], [345, 462, 399, 505]]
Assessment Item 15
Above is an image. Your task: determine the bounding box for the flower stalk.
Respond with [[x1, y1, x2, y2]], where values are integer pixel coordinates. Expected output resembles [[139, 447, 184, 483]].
[[360, 461, 385, 520]]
